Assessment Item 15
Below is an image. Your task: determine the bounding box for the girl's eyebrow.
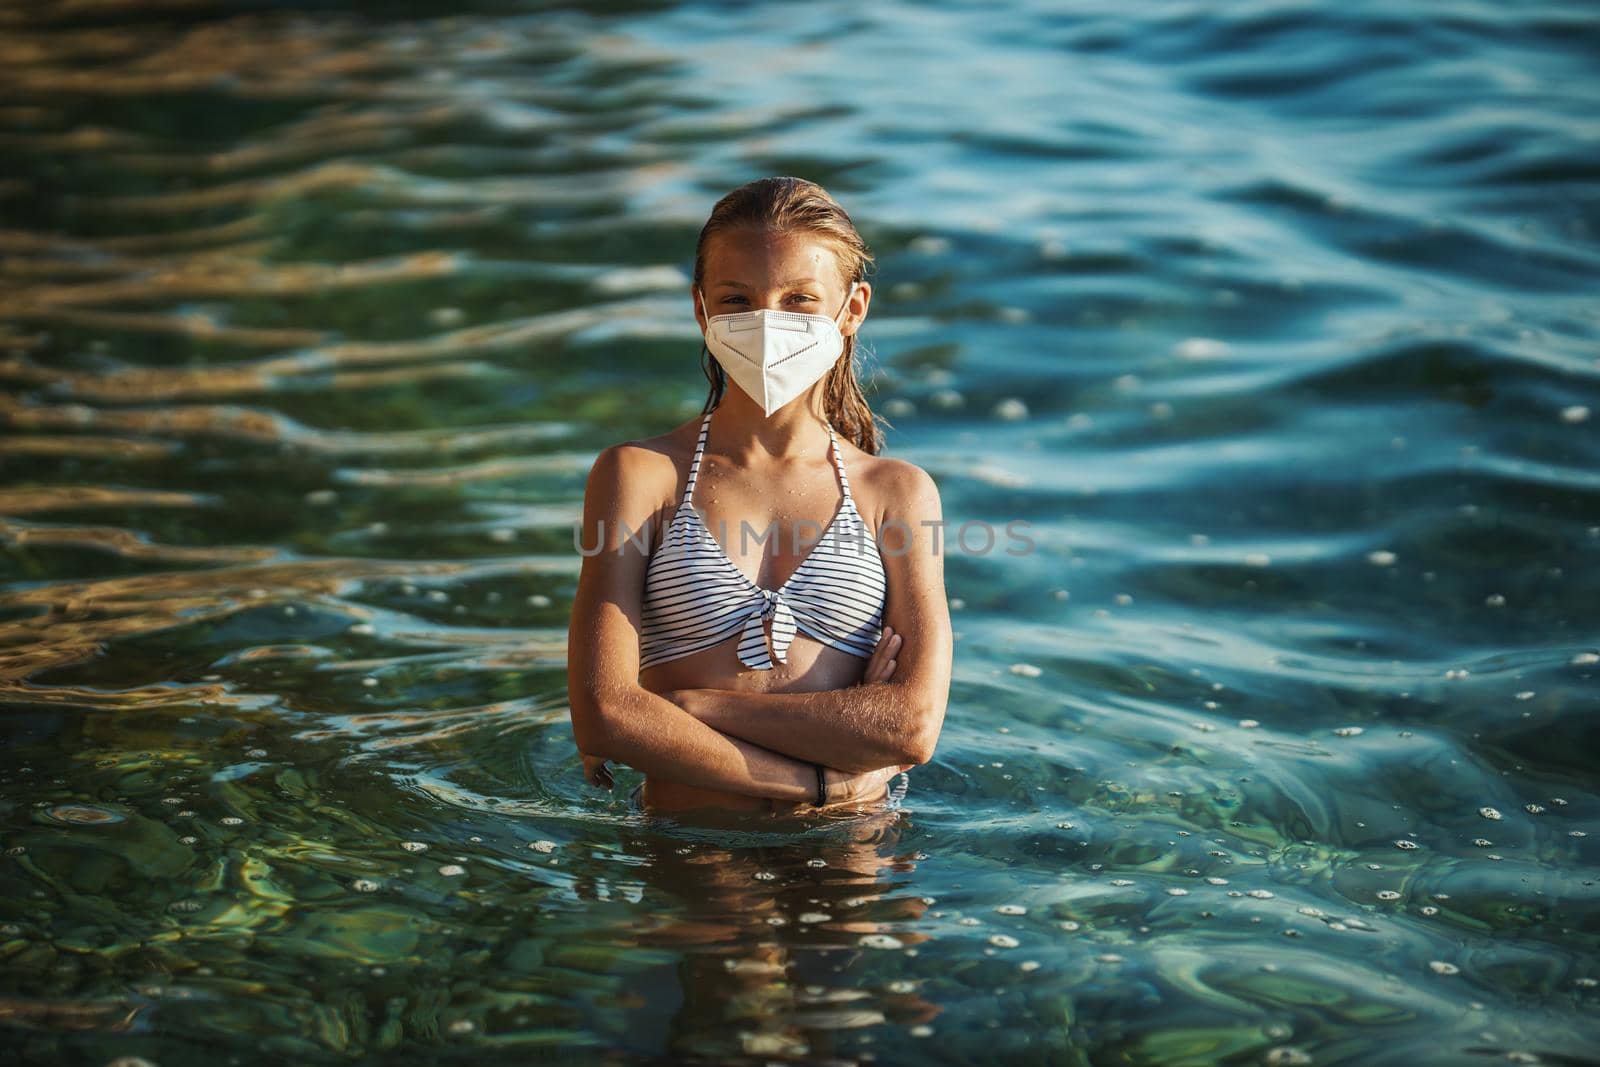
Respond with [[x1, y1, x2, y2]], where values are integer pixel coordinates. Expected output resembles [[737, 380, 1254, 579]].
[[714, 278, 820, 289]]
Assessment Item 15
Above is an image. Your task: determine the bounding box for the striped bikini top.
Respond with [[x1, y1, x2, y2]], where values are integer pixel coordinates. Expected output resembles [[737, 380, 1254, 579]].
[[638, 409, 887, 672]]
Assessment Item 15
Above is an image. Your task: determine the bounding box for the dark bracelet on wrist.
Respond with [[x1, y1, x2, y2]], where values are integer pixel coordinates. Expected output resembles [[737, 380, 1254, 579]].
[[814, 762, 827, 807]]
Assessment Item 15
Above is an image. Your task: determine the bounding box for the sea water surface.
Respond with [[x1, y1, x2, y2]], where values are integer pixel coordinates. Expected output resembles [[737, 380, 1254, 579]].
[[1, 1, 1598, 1064]]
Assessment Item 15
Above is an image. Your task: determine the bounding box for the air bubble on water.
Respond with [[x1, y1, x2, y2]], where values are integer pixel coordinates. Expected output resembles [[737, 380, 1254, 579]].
[[1097, 953, 1124, 963], [753, 871, 776, 881], [1560, 405, 1590, 423], [1059, 920, 1080, 931], [806, 858, 827, 868], [1174, 337, 1230, 360], [958, 916, 981, 926], [1206, 877, 1229, 885], [1238, 719, 1259, 728], [1367, 550, 1396, 566], [798, 912, 830, 924], [439, 865, 466, 877], [1485, 594, 1505, 607], [1377, 890, 1401, 901], [401, 841, 428, 852], [909, 1024, 934, 1037], [1166, 887, 1189, 896], [1479, 807, 1503, 820], [448, 1019, 476, 1035], [1243, 552, 1271, 567], [996, 904, 1027, 915], [220, 817, 243, 826], [1571, 652, 1599, 666], [1444, 669, 1469, 680], [994, 397, 1028, 420], [1009, 663, 1042, 678], [528, 840, 557, 853], [1333, 725, 1363, 737], [1515, 691, 1535, 701], [1428, 960, 1460, 975], [988, 934, 1019, 948], [352, 879, 380, 893], [1247, 889, 1275, 899], [860, 934, 902, 949], [362, 677, 378, 687], [1394, 840, 1419, 850]]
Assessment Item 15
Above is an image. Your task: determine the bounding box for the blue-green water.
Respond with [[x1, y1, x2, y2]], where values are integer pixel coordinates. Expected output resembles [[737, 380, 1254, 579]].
[[2, 1, 1598, 1063]]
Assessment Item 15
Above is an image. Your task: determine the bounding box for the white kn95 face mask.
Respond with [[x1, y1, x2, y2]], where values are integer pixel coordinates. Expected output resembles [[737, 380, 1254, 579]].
[[698, 284, 857, 417]]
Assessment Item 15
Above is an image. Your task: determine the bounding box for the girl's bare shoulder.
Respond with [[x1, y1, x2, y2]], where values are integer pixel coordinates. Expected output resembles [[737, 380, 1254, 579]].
[[838, 438, 942, 527]]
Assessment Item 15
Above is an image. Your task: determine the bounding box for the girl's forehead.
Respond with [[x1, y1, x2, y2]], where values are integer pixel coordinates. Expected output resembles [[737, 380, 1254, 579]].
[[704, 231, 844, 275]]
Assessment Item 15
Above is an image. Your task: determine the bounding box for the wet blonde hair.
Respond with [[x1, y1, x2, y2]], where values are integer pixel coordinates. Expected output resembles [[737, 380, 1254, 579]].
[[692, 176, 887, 455]]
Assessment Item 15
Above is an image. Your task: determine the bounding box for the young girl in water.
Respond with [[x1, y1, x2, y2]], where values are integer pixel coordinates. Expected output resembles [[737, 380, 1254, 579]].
[[567, 176, 952, 815]]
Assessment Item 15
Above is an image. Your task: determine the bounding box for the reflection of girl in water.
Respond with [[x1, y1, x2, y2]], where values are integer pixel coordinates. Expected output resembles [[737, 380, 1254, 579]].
[[567, 176, 953, 817], [575, 811, 943, 1060]]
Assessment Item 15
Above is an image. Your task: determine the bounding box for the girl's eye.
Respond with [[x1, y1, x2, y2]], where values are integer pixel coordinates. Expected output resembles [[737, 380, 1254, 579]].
[[722, 294, 817, 306]]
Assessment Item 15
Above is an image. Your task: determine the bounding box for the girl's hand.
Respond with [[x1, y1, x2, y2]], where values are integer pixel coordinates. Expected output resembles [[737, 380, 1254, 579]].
[[581, 751, 614, 790], [822, 761, 913, 806], [858, 625, 902, 685]]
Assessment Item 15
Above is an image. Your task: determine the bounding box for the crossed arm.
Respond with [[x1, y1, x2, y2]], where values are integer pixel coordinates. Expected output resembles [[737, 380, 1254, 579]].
[[568, 441, 952, 796]]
